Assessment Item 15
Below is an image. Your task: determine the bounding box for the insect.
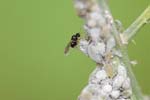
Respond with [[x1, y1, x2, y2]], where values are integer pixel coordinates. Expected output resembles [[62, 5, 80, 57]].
[[64, 33, 80, 55]]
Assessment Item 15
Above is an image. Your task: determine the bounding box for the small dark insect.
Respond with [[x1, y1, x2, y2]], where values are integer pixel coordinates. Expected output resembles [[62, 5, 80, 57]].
[[64, 33, 80, 55]]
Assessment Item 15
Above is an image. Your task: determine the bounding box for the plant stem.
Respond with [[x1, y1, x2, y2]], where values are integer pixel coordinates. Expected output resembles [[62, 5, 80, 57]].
[[123, 6, 150, 42], [98, 0, 146, 100], [120, 45, 143, 100], [120, 6, 150, 100]]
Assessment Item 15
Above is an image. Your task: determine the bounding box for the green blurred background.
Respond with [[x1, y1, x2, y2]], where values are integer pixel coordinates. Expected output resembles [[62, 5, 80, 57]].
[[0, 0, 149, 100]]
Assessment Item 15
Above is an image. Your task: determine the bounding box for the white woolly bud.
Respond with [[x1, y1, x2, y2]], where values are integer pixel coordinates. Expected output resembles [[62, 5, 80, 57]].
[[113, 75, 125, 89], [111, 90, 120, 99], [106, 37, 116, 52], [102, 84, 112, 93], [74, 1, 85, 10], [90, 4, 100, 12], [87, 19, 97, 27], [99, 89, 107, 97], [79, 39, 89, 55], [87, 42, 105, 63], [122, 78, 131, 89], [95, 70, 107, 81], [79, 87, 93, 100], [89, 12, 102, 21], [122, 89, 132, 98], [118, 65, 127, 78], [89, 28, 101, 43]]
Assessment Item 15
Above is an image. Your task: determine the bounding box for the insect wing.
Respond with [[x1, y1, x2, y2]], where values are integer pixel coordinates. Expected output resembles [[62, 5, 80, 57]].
[[64, 41, 71, 55]]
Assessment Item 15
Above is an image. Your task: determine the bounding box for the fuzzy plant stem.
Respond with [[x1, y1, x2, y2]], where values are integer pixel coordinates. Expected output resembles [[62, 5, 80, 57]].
[[121, 6, 150, 100], [123, 6, 150, 42], [119, 45, 143, 100], [73, 0, 150, 100], [99, 1, 150, 100], [113, 6, 150, 100]]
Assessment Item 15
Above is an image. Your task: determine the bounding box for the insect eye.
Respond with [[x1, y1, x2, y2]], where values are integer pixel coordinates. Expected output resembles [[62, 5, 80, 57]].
[[71, 35, 77, 40], [76, 33, 80, 37]]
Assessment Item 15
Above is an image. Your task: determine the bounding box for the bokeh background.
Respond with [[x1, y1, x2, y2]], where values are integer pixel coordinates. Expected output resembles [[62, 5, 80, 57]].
[[0, 0, 149, 100]]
